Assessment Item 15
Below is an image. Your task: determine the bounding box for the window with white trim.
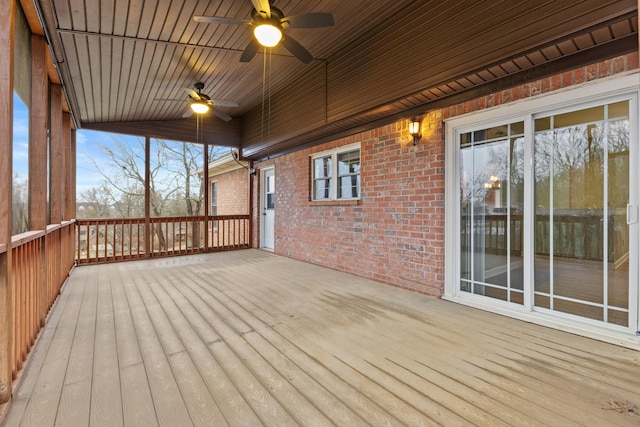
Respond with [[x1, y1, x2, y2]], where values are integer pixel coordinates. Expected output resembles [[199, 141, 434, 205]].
[[210, 181, 217, 215], [311, 143, 361, 201]]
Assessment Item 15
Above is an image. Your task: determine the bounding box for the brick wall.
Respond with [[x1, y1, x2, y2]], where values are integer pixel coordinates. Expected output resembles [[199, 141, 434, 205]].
[[252, 52, 638, 297], [210, 167, 249, 215]]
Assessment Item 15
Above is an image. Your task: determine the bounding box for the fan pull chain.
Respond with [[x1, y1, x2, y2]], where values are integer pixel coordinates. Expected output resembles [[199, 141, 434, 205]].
[[261, 47, 267, 144], [268, 47, 272, 139]]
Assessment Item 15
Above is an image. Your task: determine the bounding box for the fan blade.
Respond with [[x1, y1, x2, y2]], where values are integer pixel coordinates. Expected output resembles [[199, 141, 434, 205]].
[[193, 16, 247, 25], [182, 109, 194, 118], [280, 35, 313, 64], [185, 88, 201, 101], [282, 13, 334, 29], [208, 100, 238, 108], [251, 0, 271, 17], [212, 109, 233, 122], [240, 39, 260, 62]]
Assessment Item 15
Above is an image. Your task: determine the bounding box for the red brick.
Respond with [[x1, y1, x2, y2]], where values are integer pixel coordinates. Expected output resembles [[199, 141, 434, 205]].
[[251, 52, 638, 298]]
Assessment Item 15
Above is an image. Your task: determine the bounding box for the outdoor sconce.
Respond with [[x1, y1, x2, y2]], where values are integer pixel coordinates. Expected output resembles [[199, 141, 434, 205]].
[[190, 101, 210, 114], [254, 23, 282, 47], [408, 118, 422, 145], [484, 176, 501, 189]]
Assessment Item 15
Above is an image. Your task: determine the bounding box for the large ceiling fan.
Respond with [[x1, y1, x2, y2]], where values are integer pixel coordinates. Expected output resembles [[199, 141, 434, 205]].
[[156, 82, 238, 121], [194, 0, 334, 64]]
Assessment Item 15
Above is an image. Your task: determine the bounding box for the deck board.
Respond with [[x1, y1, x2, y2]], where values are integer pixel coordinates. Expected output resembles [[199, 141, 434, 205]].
[[3, 250, 640, 426]]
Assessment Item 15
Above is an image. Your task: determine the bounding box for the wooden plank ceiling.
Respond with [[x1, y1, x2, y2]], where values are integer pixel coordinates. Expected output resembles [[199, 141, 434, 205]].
[[36, 0, 638, 159]]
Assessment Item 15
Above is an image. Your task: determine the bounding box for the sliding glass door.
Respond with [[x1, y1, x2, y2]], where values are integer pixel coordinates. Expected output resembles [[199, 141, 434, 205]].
[[460, 122, 525, 304], [534, 101, 631, 326], [456, 94, 637, 330]]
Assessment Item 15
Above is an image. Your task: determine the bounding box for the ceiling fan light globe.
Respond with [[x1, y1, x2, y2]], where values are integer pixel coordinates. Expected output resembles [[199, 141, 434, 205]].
[[191, 102, 210, 114], [254, 24, 282, 47]]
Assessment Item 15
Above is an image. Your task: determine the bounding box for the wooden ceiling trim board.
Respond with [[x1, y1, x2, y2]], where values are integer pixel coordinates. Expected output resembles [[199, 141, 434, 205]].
[[556, 40, 578, 56], [136, 0, 159, 39], [117, 40, 146, 122], [143, 43, 183, 120], [196, 1, 247, 50], [574, 33, 596, 50], [100, 0, 115, 34], [610, 19, 631, 37], [99, 36, 113, 121], [70, 34, 95, 120], [147, 1, 173, 41], [513, 56, 534, 70], [84, 117, 242, 146], [108, 38, 123, 122], [542, 45, 564, 61], [114, 38, 134, 122], [45, 45, 60, 84], [159, 1, 195, 43], [526, 51, 547, 65], [19, 0, 45, 35], [52, 0, 74, 29], [592, 27, 615, 44], [112, 0, 128, 36], [125, 0, 144, 38], [89, 36, 105, 120]]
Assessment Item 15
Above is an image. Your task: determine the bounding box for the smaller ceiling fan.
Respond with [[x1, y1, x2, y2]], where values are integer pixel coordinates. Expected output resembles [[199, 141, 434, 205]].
[[194, 0, 334, 64], [156, 82, 238, 121]]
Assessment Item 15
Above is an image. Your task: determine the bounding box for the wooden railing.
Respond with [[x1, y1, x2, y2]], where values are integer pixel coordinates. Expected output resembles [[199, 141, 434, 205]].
[[9, 221, 75, 381], [461, 209, 627, 263], [76, 215, 250, 264]]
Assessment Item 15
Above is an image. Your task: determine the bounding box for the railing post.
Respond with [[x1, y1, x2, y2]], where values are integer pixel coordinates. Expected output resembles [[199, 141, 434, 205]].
[[30, 35, 49, 327], [0, 0, 15, 404], [144, 137, 151, 257]]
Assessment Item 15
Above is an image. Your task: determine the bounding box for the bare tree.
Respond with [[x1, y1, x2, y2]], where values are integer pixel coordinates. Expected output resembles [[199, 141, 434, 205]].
[[12, 173, 28, 235], [81, 135, 225, 250]]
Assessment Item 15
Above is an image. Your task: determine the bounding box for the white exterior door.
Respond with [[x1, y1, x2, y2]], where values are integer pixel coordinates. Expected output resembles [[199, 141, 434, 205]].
[[261, 168, 275, 250]]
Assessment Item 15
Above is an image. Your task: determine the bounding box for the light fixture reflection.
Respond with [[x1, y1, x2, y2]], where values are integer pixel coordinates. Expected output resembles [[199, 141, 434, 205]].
[[191, 101, 210, 114], [254, 23, 282, 47]]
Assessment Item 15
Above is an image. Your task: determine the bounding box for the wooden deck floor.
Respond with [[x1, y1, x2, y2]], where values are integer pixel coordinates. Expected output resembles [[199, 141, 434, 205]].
[[3, 250, 640, 426]]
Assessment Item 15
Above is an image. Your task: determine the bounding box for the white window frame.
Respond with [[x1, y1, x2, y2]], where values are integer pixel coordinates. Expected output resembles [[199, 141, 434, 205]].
[[210, 180, 218, 216], [444, 72, 640, 348], [310, 142, 361, 201]]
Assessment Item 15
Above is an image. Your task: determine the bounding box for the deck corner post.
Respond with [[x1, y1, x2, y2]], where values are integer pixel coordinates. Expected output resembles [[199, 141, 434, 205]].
[[0, 0, 16, 405]]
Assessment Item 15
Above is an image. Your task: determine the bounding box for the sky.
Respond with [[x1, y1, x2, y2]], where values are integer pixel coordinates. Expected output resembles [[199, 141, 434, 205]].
[[12, 92, 215, 199], [12, 92, 145, 196]]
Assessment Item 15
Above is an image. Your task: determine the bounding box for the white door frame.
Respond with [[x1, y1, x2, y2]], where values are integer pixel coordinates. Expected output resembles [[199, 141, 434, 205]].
[[443, 73, 640, 347], [260, 167, 275, 250]]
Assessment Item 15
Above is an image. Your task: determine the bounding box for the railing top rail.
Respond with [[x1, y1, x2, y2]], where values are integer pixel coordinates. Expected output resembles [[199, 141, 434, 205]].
[[11, 230, 46, 246], [46, 220, 76, 232], [77, 215, 250, 224]]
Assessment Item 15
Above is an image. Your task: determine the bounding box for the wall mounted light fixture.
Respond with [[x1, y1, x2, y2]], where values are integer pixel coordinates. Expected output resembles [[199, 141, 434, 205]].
[[408, 118, 422, 145]]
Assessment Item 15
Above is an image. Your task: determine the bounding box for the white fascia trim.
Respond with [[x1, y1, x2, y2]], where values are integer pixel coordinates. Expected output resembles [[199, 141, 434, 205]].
[[444, 72, 639, 129]]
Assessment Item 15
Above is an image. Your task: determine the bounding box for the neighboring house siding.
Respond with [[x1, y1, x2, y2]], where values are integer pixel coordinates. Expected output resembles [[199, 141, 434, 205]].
[[253, 52, 639, 297]]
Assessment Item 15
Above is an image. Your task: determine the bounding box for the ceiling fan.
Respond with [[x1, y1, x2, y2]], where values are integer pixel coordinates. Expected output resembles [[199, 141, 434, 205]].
[[193, 0, 334, 64], [156, 82, 238, 121]]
